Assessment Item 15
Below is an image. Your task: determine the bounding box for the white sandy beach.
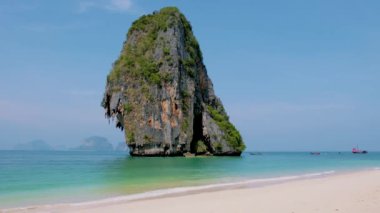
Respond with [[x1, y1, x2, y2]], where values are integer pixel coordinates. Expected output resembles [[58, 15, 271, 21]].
[[4, 170, 380, 213]]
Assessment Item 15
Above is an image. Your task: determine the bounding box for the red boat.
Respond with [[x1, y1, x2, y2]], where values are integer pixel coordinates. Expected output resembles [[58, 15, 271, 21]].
[[352, 146, 368, 154]]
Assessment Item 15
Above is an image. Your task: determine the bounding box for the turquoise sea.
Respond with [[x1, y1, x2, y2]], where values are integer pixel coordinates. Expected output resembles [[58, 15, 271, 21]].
[[1, 151, 380, 208]]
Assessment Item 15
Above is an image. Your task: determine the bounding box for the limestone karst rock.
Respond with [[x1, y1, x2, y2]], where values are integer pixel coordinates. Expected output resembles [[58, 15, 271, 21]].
[[102, 7, 245, 156]]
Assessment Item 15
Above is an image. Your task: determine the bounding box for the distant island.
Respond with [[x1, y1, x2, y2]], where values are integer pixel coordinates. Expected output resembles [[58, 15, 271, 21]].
[[72, 136, 114, 151], [102, 7, 245, 156], [13, 140, 52, 151], [12, 137, 126, 152]]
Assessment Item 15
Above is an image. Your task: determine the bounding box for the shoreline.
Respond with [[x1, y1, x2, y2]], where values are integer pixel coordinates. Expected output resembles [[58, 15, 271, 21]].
[[3, 168, 380, 212]]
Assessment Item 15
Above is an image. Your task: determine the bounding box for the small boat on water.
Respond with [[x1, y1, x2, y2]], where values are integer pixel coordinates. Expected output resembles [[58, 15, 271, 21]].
[[249, 152, 262, 155], [310, 152, 320, 155], [352, 146, 368, 154]]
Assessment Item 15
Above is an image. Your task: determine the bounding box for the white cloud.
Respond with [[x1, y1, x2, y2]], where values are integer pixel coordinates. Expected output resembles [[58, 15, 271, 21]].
[[78, 1, 97, 13], [78, 0, 133, 13], [106, 0, 133, 11]]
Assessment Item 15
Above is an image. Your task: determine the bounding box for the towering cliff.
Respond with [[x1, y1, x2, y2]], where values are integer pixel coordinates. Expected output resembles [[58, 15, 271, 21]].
[[102, 7, 245, 156]]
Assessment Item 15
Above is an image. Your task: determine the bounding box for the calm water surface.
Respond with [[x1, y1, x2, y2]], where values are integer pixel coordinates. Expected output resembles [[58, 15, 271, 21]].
[[1, 151, 379, 208]]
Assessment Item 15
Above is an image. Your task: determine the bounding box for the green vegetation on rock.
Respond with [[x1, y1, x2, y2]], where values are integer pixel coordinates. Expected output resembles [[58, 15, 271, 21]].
[[181, 119, 189, 132], [107, 6, 202, 89], [181, 90, 191, 112], [207, 105, 245, 152], [214, 142, 223, 152], [182, 58, 196, 78], [163, 47, 170, 56], [128, 7, 180, 35], [195, 140, 208, 153], [143, 135, 153, 143], [127, 131, 135, 143], [124, 103, 133, 114], [107, 7, 184, 88]]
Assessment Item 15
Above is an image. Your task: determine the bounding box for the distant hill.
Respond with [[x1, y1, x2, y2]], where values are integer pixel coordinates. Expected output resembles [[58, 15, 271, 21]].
[[13, 140, 53, 151], [54, 145, 69, 151], [73, 136, 114, 151]]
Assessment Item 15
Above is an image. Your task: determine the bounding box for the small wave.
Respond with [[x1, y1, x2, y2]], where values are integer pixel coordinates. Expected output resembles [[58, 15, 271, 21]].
[[3, 170, 337, 211], [300, 170, 335, 178], [71, 170, 336, 207]]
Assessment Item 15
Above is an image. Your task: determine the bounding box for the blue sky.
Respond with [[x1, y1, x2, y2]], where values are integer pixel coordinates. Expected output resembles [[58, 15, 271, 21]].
[[0, 0, 379, 151]]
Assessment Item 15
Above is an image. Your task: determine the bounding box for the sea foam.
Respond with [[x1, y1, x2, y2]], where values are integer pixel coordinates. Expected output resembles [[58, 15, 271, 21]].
[[70, 170, 335, 207]]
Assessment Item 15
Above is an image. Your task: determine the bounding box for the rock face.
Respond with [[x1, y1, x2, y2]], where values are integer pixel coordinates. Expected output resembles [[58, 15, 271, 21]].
[[102, 7, 245, 156]]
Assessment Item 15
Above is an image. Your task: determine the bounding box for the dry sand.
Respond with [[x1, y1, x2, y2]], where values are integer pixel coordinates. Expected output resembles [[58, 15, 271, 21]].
[[4, 170, 380, 213]]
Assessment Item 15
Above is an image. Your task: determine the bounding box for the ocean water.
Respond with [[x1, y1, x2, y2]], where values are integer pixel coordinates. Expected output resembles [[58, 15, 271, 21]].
[[1, 151, 380, 208]]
